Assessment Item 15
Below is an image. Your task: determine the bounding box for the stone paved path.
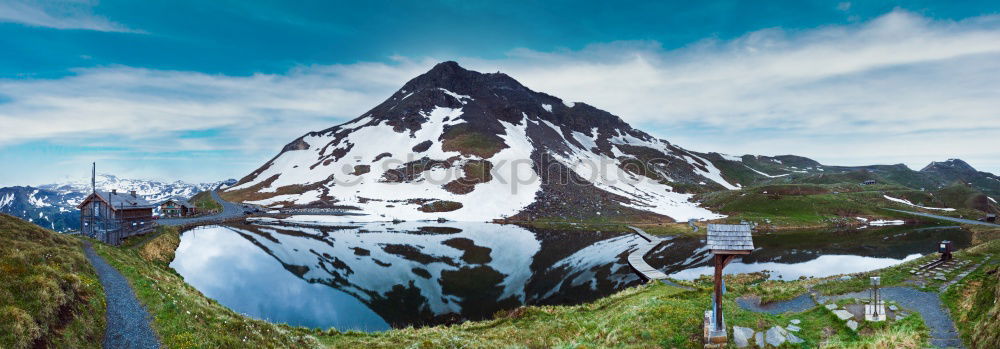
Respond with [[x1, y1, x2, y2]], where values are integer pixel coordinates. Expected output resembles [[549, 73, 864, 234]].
[[83, 242, 160, 349]]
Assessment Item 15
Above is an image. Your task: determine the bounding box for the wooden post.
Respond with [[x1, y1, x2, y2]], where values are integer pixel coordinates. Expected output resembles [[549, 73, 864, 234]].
[[713, 255, 722, 330], [713, 254, 735, 330]]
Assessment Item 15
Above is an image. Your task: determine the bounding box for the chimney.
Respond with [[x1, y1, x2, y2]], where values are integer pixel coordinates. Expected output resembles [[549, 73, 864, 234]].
[[111, 189, 117, 195], [130, 190, 137, 197]]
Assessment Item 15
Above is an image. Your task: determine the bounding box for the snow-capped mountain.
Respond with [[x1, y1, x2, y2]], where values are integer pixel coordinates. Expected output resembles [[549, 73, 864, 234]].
[[223, 61, 743, 222], [223, 61, 1000, 222], [0, 174, 234, 232], [0, 186, 79, 232]]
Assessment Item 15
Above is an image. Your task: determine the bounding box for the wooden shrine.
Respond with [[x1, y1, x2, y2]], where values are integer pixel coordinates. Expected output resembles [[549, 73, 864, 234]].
[[704, 224, 754, 347]]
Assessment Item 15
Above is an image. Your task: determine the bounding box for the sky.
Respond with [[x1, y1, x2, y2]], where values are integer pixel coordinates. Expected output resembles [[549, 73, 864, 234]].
[[1, 0, 999, 186]]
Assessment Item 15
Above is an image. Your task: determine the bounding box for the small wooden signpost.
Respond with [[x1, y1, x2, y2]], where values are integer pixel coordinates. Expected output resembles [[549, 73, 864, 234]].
[[704, 224, 754, 347]]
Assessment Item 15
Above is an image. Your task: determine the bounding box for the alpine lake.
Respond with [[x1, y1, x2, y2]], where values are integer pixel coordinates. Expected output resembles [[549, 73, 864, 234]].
[[168, 220, 971, 332]]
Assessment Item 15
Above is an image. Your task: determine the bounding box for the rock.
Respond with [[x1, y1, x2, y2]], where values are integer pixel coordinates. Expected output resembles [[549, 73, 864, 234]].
[[846, 320, 859, 331], [834, 309, 853, 321], [787, 332, 805, 344], [732, 326, 754, 348], [889, 305, 899, 311], [790, 319, 801, 325], [754, 331, 765, 348], [765, 326, 788, 347], [787, 324, 801, 332], [825, 304, 838, 310]]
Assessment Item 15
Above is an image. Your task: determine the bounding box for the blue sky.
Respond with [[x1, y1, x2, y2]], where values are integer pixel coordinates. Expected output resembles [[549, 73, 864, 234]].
[[1, 0, 999, 185]]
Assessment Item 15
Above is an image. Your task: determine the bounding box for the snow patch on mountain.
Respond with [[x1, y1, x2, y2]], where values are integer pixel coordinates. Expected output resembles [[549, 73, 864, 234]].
[[0, 193, 12, 209], [745, 165, 790, 178], [883, 195, 956, 211]]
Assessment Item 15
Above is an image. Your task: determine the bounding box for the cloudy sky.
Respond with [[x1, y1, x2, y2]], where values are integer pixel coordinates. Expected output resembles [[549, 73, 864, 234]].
[[1, 0, 998, 186]]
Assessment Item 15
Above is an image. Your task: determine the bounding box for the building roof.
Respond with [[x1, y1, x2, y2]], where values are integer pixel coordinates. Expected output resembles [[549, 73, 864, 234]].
[[160, 198, 194, 209], [706, 224, 755, 252], [80, 190, 156, 210]]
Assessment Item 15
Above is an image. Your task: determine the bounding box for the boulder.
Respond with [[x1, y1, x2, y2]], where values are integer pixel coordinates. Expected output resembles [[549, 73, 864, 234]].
[[754, 331, 765, 348], [732, 326, 754, 348], [833, 309, 853, 320], [765, 326, 788, 347]]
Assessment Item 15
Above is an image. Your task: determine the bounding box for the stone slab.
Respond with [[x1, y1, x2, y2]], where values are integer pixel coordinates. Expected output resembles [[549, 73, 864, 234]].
[[732, 326, 754, 348], [833, 309, 853, 320]]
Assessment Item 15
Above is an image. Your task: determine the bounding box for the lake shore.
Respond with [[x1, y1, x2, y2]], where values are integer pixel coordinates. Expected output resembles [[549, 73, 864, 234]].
[[71, 220, 1000, 348]]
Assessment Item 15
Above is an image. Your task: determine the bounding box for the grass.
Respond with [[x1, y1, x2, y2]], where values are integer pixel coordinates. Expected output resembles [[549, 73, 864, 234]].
[[940, 231, 1000, 348], [189, 190, 222, 213], [694, 183, 979, 228], [0, 213, 106, 349], [87, 228, 321, 348], [440, 124, 507, 158]]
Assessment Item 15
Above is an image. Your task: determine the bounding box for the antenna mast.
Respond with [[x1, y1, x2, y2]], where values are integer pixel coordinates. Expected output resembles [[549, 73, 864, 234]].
[[92, 162, 96, 194]]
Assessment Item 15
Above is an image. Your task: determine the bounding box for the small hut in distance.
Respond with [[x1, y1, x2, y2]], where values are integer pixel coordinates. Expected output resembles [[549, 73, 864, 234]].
[[160, 198, 197, 217], [704, 224, 755, 347]]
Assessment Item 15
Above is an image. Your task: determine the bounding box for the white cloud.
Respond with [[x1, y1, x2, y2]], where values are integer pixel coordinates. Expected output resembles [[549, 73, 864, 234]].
[[1, 9, 999, 179], [0, 0, 136, 32]]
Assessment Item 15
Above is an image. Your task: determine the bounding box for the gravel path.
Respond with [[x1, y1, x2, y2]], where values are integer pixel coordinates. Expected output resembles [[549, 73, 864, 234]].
[[83, 242, 160, 349], [158, 190, 245, 226]]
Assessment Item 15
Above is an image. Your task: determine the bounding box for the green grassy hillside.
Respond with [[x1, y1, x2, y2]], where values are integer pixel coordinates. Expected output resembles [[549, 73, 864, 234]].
[[0, 214, 106, 348], [695, 183, 987, 227], [189, 190, 222, 213]]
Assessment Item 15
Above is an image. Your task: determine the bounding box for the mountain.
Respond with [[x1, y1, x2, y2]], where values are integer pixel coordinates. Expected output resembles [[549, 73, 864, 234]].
[[223, 61, 1000, 222], [0, 174, 233, 232], [222, 61, 749, 222]]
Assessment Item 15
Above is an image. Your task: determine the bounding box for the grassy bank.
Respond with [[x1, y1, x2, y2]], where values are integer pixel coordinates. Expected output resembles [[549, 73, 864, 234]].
[[0, 213, 106, 349], [941, 226, 1000, 348], [88, 226, 321, 348], [88, 222, 948, 348]]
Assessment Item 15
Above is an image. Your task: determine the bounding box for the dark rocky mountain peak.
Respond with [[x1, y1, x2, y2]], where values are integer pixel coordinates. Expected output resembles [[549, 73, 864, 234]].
[[921, 158, 977, 174]]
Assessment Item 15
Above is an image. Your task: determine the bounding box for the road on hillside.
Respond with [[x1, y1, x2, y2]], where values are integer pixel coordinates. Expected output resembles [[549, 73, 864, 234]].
[[158, 190, 247, 226], [886, 208, 1000, 227]]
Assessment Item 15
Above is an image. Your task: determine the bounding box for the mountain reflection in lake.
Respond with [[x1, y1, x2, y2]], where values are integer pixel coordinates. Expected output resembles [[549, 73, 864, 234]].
[[170, 222, 645, 331], [645, 225, 972, 280], [170, 222, 971, 331]]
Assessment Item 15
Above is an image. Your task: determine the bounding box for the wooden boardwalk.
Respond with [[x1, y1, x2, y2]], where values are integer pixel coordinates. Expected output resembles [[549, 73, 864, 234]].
[[627, 226, 670, 281]]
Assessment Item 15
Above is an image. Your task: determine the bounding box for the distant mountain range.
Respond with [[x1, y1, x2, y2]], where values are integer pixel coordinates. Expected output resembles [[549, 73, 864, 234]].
[[221, 61, 999, 222], [0, 174, 235, 232]]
